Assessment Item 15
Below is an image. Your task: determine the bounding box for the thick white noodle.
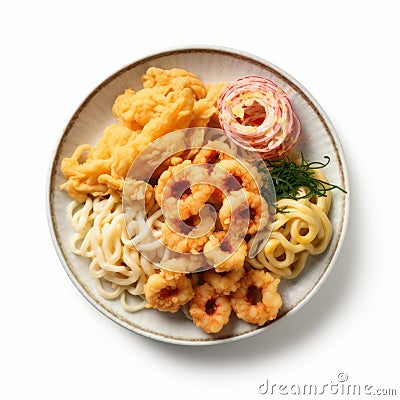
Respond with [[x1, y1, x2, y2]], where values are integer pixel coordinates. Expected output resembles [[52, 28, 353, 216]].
[[67, 190, 163, 312]]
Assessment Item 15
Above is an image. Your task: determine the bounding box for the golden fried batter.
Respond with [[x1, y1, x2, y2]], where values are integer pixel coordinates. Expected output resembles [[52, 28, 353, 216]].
[[141, 67, 207, 99], [60, 67, 223, 202], [230, 269, 282, 326], [190, 82, 226, 127], [60, 124, 135, 202], [189, 282, 231, 333], [144, 269, 194, 313]]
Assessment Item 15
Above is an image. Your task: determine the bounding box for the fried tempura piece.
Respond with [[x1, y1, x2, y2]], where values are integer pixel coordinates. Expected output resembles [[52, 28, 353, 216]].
[[142, 67, 207, 99], [112, 88, 166, 130], [60, 67, 223, 202], [190, 82, 226, 127], [60, 124, 136, 202], [112, 73, 205, 130], [111, 87, 195, 179]]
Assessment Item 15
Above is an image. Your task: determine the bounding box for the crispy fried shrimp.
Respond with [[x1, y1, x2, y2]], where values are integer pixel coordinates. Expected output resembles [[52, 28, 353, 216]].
[[203, 266, 245, 295], [207, 188, 225, 207], [143, 269, 194, 313], [219, 189, 269, 235], [189, 283, 231, 333], [155, 160, 215, 220], [192, 140, 234, 165], [213, 159, 260, 195], [160, 216, 213, 254], [203, 231, 247, 272], [149, 154, 186, 181], [230, 269, 282, 326]]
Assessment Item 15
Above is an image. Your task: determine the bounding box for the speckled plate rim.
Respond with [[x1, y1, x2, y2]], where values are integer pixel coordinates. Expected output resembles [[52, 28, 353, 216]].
[[46, 45, 350, 345]]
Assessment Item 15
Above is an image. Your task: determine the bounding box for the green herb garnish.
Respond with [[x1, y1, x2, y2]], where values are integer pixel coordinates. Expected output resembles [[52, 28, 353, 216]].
[[259, 154, 347, 211]]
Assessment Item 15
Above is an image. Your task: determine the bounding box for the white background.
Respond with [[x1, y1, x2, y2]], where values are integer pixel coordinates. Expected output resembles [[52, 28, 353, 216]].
[[1, 1, 399, 399]]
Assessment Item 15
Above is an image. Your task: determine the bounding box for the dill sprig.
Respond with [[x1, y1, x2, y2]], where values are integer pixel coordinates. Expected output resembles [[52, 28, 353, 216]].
[[258, 154, 346, 210]]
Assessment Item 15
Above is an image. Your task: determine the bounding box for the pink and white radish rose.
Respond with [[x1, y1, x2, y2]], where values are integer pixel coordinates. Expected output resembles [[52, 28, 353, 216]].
[[218, 76, 301, 159]]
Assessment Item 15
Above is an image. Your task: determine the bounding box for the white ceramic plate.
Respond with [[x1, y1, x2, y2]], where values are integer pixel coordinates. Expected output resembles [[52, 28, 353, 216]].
[[47, 46, 350, 345]]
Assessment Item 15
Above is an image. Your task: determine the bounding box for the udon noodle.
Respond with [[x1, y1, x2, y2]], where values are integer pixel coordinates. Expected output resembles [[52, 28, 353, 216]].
[[247, 169, 332, 279], [68, 189, 163, 312]]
